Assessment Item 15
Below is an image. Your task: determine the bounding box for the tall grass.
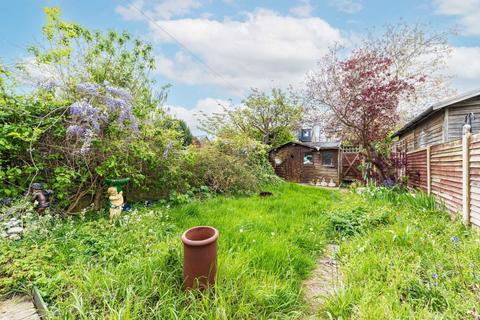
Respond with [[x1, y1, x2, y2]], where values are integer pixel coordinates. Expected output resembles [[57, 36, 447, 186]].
[[322, 186, 480, 319], [0, 183, 365, 319], [1, 183, 479, 319]]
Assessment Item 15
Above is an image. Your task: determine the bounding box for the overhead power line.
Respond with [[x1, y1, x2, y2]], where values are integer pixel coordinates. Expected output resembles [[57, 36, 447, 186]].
[[127, 1, 229, 83]]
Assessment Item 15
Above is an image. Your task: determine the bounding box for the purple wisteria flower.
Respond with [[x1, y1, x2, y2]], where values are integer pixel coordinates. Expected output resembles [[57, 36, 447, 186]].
[[104, 95, 130, 113], [104, 81, 133, 101], [76, 82, 99, 96], [66, 82, 138, 155], [102, 84, 137, 132], [69, 100, 107, 134], [80, 129, 93, 155], [66, 125, 85, 138]]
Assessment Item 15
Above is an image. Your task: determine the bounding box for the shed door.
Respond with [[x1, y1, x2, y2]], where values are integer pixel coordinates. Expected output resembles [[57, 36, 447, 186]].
[[284, 152, 301, 182]]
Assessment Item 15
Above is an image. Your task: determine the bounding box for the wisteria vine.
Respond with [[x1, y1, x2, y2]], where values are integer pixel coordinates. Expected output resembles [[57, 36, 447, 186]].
[[65, 81, 138, 154]]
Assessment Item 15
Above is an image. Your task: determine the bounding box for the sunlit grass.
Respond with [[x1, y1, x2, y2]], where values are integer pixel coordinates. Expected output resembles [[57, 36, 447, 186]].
[[1, 183, 479, 319], [322, 187, 480, 319], [1, 184, 354, 319]]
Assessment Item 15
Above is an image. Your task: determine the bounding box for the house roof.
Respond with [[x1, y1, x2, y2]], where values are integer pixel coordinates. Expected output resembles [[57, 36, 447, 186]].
[[392, 88, 480, 138], [270, 140, 341, 153]]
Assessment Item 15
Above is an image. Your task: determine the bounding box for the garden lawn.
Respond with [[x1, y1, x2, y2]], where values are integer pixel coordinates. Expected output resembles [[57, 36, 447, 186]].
[[323, 188, 480, 319], [1, 183, 479, 319]]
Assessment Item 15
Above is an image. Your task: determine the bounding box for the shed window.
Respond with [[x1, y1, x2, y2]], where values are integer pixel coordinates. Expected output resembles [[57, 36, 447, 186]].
[[303, 152, 313, 165], [322, 151, 334, 167]]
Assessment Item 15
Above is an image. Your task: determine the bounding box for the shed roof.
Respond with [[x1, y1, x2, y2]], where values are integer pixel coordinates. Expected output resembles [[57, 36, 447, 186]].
[[270, 140, 341, 153], [392, 88, 480, 138]]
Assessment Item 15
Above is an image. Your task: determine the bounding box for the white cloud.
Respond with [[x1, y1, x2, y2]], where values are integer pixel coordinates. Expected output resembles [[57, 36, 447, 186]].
[[329, 0, 363, 14], [447, 46, 480, 91], [147, 8, 344, 94], [167, 97, 231, 135], [289, 0, 314, 18], [115, 0, 201, 21], [434, 0, 480, 35], [115, 0, 144, 21]]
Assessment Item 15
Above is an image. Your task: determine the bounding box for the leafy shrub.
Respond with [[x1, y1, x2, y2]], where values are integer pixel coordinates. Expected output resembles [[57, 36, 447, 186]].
[[186, 145, 259, 194], [327, 207, 390, 239], [0, 8, 189, 211], [184, 135, 278, 194]]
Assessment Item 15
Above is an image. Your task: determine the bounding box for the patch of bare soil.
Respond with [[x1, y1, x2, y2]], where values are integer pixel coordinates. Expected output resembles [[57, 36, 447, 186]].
[[303, 244, 342, 318]]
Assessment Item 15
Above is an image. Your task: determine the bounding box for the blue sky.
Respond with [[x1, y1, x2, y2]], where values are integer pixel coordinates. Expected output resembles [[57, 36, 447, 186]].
[[1, 0, 479, 133]]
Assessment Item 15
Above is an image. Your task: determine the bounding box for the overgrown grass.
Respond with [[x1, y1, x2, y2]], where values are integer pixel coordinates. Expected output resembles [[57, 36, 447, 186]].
[[322, 187, 480, 319], [0, 183, 361, 319], [1, 183, 479, 319]]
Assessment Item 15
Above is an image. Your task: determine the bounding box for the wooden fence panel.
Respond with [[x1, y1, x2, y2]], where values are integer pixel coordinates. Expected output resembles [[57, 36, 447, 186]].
[[430, 140, 463, 213], [469, 134, 480, 227], [402, 133, 480, 228], [406, 149, 428, 191]]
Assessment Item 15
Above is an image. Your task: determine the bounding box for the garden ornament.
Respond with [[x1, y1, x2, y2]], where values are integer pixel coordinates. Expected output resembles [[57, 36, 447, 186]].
[[30, 183, 53, 214], [328, 178, 336, 187], [383, 177, 395, 188], [315, 179, 321, 187], [105, 178, 130, 223], [145, 200, 153, 207], [107, 187, 123, 222], [463, 112, 475, 135], [320, 178, 328, 187]]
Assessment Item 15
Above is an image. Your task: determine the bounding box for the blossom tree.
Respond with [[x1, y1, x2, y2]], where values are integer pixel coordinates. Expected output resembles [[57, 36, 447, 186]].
[[306, 47, 420, 180], [305, 22, 454, 182], [361, 22, 455, 120]]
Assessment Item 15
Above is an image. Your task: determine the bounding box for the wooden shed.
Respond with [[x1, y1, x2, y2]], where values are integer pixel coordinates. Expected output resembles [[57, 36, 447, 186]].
[[269, 141, 342, 185], [393, 89, 480, 152]]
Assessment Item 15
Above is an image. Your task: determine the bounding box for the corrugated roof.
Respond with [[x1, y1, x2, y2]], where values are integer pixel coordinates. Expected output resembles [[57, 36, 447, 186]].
[[392, 88, 480, 138]]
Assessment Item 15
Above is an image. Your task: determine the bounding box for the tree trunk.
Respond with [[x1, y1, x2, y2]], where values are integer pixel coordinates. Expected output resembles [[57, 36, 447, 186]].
[[93, 185, 103, 211]]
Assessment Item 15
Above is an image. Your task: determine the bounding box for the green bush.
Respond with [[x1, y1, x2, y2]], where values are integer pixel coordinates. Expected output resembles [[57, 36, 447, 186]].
[[184, 135, 279, 194], [186, 145, 259, 194]]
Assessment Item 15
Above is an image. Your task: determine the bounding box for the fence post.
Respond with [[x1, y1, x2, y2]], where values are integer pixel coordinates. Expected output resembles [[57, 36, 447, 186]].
[[462, 132, 471, 226], [427, 146, 431, 195]]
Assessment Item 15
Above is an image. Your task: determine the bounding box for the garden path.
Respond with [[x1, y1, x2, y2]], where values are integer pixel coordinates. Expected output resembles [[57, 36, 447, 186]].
[[303, 244, 342, 317], [0, 296, 40, 320]]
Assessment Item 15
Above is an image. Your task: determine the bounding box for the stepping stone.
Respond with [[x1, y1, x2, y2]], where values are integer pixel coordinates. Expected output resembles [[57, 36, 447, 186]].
[[0, 296, 40, 320]]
